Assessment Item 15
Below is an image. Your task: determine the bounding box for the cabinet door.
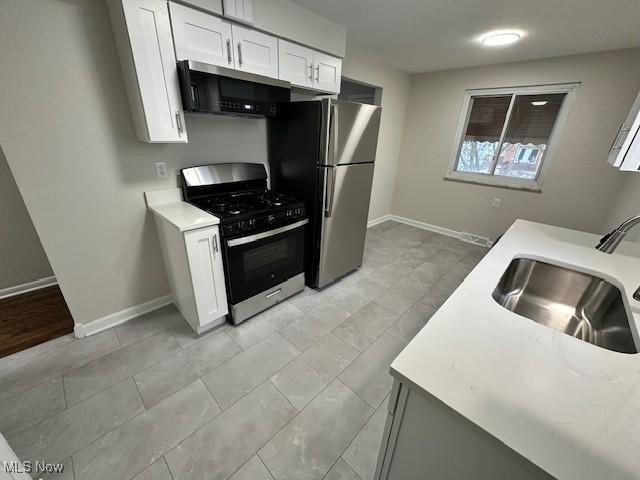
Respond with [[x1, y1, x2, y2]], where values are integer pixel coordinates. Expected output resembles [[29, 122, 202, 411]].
[[184, 226, 229, 327], [114, 0, 187, 142], [278, 39, 314, 88], [619, 125, 640, 171], [609, 90, 640, 168], [313, 51, 342, 94], [170, 2, 234, 68], [232, 24, 278, 78], [223, 0, 254, 23]]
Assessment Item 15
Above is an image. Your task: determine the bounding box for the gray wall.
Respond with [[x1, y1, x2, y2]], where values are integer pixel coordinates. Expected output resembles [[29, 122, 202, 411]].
[[0, 0, 268, 324], [0, 0, 402, 326], [342, 44, 411, 222], [0, 147, 53, 290], [392, 49, 640, 240], [605, 174, 640, 244]]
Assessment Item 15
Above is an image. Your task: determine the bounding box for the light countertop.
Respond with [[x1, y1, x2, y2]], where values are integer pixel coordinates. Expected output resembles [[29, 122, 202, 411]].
[[144, 188, 219, 232], [391, 220, 640, 480]]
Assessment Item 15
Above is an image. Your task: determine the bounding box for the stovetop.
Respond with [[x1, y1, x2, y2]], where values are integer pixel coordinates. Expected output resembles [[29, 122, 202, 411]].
[[189, 189, 307, 238], [191, 190, 297, 219]]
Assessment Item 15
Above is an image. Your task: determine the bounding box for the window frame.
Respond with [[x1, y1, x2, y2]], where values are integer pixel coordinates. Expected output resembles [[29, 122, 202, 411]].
[[445, 83, 579, 191]]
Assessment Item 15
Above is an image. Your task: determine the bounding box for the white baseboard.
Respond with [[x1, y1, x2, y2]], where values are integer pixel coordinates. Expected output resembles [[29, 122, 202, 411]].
[[74, 294, 174, 338], [367, 214, 493, 248], [0, 276, 57, 300], [367, 215, 392, 228]]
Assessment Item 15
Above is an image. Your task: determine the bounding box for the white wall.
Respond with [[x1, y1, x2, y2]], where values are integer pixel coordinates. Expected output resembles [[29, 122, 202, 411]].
[[0, 147, 53, 290], [341, 43, 412, 221], [604, 174, 640, 243], [254, 0, 346, 57], [392, 49, 640, 240], [0, 0, 268, 324]]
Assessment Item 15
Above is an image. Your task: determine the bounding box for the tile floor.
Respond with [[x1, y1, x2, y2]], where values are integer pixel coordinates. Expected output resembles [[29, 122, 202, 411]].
[[0, 220, 487, 480]]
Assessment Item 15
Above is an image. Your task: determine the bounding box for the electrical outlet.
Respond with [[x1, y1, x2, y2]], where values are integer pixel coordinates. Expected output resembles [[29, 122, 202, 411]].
[[491, 198, 501, 209], [155, 162, 168, 178]]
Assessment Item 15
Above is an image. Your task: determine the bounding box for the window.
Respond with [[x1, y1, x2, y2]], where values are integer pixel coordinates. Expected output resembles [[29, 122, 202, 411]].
[[447, 84, 577, 190]]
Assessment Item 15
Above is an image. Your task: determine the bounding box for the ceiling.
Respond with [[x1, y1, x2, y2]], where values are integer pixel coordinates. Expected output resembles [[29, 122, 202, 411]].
[[289, 0, 640, 73]]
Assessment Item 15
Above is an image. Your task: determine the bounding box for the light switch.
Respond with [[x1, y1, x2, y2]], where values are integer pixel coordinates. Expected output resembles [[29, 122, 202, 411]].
[[155, 162, 168, 178]]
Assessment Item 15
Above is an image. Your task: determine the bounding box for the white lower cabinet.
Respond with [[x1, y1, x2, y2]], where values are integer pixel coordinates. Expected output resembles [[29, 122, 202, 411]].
[[107, 0, 187, 143], [154, 219, 228, 333], [184, 227, 228, 327], [375, 380, 554, 480]]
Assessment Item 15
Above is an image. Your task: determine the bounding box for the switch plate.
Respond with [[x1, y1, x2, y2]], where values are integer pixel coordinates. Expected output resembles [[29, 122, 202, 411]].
[[155, 162, 168, 178], [491, 198, 501, 209]]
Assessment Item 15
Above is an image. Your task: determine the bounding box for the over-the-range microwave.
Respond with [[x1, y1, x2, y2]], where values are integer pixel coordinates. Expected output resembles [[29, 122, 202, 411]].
[[177, 60, 290, 118]]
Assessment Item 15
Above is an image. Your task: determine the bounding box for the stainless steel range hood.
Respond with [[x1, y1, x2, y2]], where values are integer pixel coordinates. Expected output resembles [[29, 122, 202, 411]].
[[186, 60, 290, 89]]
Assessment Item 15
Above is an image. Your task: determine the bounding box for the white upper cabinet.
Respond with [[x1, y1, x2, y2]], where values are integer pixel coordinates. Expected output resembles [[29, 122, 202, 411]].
[[608, 90, 640, 172], [223, 0, 254, 24], [170, 2, 234, 68], [278, 39, 342, 93], [313, 51, 342, 94], [278, 39, 314, 88], [232, 24, 278, 78], [107, 0, 187, 143]]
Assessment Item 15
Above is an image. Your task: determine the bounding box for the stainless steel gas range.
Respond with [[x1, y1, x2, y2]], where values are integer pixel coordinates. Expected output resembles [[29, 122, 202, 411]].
[[180, 163, 308, 325]]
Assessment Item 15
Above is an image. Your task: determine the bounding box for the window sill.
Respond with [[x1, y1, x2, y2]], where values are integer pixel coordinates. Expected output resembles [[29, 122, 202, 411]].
[[443, 175, 543, 193]]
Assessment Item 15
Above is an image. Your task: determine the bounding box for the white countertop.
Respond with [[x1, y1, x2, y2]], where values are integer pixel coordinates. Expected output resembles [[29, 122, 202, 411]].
[[391, 220, 640, 480], [144, 188, 219, 232]]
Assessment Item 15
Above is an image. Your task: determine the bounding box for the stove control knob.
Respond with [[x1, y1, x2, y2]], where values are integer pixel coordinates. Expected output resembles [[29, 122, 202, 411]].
[[248, 219, 256, 227], [268, 215, 275, 223]]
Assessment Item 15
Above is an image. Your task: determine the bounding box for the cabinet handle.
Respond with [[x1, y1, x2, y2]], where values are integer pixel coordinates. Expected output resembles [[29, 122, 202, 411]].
[[237, 42, 243, 67], [226, 39, 232, 65], [175, 111, 183, 135], [315, 65, 320, 82], [308, 63, 314, 81], [213, 234, 219, 253], [610, 124, 631, 152]]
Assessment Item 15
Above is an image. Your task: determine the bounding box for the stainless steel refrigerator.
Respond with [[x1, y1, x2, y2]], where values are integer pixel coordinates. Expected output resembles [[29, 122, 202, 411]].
[[268, 98, 382, 288]]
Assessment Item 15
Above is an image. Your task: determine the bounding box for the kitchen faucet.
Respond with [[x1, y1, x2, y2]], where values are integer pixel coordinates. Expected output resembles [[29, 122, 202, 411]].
[[596, 214, 640, 253], [596, 214, 640, 302]]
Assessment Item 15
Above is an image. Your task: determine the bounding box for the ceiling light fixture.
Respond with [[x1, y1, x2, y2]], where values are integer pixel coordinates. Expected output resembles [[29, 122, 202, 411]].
[[531, 101, 548, 106], [481, 31, 522, 47]]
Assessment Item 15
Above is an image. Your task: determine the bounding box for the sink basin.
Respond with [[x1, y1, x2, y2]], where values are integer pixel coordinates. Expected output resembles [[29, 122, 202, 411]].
[[492, 258, 636, 354]]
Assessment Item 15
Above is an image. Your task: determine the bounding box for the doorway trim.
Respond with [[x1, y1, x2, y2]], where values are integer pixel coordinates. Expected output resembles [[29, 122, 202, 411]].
[[0, 275, 57, 300]]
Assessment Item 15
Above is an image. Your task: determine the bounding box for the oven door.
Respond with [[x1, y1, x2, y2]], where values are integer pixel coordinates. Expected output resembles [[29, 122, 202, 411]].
[[223, 219, 308, 305]]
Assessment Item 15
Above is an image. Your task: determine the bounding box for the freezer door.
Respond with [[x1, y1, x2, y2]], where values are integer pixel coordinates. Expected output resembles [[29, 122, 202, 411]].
[[322, 99, 382, 166], [317, 163, 375, 287]]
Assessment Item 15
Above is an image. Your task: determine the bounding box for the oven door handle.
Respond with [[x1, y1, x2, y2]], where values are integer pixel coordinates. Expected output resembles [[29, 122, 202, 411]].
[[226, 219, 309, 247]]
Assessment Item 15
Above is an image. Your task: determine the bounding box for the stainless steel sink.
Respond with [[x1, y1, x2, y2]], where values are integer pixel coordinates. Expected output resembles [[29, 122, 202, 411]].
[[492, 258, 637, 354]]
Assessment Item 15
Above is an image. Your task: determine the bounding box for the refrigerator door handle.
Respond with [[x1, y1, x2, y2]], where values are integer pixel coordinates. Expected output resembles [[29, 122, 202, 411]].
[[324, 101, 339, 166], [324, 167, 336, 217], [332, 103, 338, 164], [323, 102, 333, 165]]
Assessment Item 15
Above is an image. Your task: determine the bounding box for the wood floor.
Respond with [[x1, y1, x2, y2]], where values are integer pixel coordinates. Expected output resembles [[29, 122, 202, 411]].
[[0, 285, 74, 358]]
